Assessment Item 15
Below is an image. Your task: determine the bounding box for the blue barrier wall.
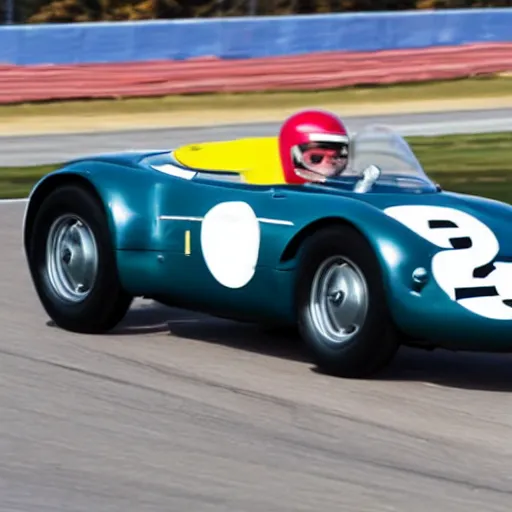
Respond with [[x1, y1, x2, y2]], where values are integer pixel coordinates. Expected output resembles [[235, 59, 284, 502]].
[[1, 8, 511, 66]]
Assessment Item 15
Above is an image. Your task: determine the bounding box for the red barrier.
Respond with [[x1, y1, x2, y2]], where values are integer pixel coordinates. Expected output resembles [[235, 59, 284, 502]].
[[1, 43, 511, 104]]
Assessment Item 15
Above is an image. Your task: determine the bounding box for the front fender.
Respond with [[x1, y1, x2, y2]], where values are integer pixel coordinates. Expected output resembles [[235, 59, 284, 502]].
[[269, 191, 444, 334], [277, 191, 436, 285], [275, 192, 512, 347]]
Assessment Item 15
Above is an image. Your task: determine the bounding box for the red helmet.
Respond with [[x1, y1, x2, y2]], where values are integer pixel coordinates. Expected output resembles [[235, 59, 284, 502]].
[[278, 109, 350, 184]]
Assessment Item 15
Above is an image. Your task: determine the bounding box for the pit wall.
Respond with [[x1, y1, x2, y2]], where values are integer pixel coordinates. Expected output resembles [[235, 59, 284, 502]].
[[1, 8, 511, 66]]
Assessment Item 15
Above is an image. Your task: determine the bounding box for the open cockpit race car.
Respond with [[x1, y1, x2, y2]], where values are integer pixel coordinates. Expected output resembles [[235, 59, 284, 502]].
[[22, 113, 512, 378]]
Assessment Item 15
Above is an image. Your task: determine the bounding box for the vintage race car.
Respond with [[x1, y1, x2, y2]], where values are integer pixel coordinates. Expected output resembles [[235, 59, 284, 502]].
[[22, 125, 512, 378]]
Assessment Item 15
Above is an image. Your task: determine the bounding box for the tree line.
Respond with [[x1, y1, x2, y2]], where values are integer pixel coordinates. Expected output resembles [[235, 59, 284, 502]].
[[5, 0, 511, 25]]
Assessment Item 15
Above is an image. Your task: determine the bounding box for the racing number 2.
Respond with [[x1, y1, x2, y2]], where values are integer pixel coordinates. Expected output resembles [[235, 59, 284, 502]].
[[384, 205, 512, 320]]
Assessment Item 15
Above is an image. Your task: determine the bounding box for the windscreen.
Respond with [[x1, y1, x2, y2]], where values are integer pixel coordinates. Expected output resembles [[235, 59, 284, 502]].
[[334, 125, 438, 193]]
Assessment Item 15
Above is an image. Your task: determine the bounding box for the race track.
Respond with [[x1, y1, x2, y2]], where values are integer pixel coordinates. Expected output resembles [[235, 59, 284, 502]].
[[4, 108, 512, 166], [1, 110, 512, 511]]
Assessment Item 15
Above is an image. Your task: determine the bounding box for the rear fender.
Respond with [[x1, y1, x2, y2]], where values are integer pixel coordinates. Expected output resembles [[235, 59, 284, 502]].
[[23, 161, 160, 254]]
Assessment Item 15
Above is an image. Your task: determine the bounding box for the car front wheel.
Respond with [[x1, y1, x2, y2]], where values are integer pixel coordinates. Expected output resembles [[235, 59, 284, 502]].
[[295, 225, 399, 378], [27, 183, 133, 334]]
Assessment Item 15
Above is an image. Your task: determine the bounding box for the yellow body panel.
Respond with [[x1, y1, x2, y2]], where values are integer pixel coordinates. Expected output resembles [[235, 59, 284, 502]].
[[173, 136, 287, 185]]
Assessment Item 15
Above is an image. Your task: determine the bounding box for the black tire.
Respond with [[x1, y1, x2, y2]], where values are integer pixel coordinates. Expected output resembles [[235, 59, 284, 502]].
[[295, 225, 399, 378], [26, 183, 133, 334]]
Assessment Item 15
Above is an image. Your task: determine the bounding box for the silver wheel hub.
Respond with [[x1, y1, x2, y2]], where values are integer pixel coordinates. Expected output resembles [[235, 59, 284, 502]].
[[46, 214, 98, 303], [310, 255, 369, 344]]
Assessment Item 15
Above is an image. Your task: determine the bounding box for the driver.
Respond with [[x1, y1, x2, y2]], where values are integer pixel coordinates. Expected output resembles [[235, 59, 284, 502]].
[[278, 109, 350, 184]]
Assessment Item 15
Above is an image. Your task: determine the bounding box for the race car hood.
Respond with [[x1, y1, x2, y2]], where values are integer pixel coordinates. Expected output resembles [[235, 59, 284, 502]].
[[358, 189, 512, 260]]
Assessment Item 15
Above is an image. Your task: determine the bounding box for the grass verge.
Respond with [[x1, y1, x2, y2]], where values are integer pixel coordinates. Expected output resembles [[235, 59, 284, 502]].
[[413, 132, 512, 204], [1, 131, 511, 201], [2, 75, 512, 119]]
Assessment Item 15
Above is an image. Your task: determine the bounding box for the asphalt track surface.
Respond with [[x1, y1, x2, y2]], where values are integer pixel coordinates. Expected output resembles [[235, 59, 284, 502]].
[[3, 108, 512, 166], [1, 109, 512, 511]]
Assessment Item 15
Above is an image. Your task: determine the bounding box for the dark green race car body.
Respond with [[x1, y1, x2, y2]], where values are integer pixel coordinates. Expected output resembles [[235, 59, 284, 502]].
[[23, 126, 512, 376]]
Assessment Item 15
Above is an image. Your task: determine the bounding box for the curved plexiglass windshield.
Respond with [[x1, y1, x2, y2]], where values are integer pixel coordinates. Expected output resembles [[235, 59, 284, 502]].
[[327, 125, 438, 193]]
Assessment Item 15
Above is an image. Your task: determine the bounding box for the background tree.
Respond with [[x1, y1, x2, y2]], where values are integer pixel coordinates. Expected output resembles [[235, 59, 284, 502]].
[[21, 0, 512, 24]]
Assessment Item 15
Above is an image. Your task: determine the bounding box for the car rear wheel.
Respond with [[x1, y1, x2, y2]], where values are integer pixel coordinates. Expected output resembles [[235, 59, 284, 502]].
[[295, 225, 399, 378], [27, 183, 133, 333]]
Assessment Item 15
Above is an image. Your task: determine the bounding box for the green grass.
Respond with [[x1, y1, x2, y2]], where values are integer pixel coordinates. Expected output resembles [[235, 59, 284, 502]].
[[409, 132, 512, 203], [409, 132, 512, 173], [2, 75, 512, 119], [1, 131, 511, 201], [0, 164, 59, 199]]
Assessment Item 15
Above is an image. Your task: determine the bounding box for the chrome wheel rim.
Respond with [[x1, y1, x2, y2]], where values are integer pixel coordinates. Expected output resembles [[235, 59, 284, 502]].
[[309, 255, 369, 345], [45, 214, 98, 303]]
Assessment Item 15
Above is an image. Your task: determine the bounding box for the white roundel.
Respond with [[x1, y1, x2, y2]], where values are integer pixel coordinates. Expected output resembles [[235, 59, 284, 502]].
[[200, 201, 261, 289], [384, 204, 512, 320]]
